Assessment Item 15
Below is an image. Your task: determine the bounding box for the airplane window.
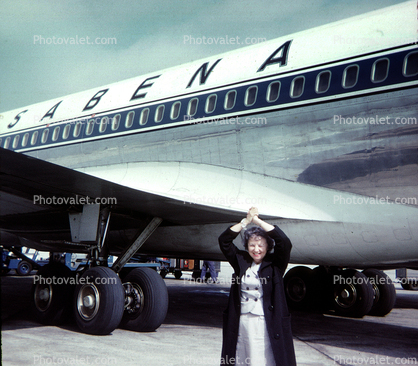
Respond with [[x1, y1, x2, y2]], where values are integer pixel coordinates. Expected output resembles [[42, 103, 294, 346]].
[[125, 111, 135, 128], [111, 114, 121, 131], [140, 108, 149, 125], [62, 124, 71, 139], [290, 77, 305, 98], [73, 122, 82, 138], [342, 65, 359, 88], [86, 119, 95, 136], [4, 137, 10, 149], [171, 102, 181, 120], [245, 86, 258, 106], [316, 71, 331, 94], [52, 126, 60, 141], [371, 58, 389, 83], [41, 129, 49, 144], [224, 90, 237, 110], [267, 82, 281, 102], [31, 131, 38, 145], [403, 52, 418, 77], [12, 135, 20, 149], [155, 105, 165, 123], [187, 98, 198, 116], [22, 133, 29, 147], [99, 117, 108, 133], [205, 94, 217, 113]]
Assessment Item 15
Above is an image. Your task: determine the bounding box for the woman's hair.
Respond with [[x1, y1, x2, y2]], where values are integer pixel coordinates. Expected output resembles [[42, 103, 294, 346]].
[[243, 226, 274, 252]]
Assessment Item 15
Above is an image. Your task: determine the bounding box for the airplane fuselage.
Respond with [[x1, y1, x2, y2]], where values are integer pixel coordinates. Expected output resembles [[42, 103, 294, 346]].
[[1, 1, 417, 269]]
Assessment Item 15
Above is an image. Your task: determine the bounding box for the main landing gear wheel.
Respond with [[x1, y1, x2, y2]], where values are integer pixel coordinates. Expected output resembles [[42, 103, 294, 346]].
[[74, 267, 125, 335], [120, 267, 169, 332], [284, 266, 313, 310], [362, 269, 396, 316], [33, 263, 74, 325], [331, 269, 374, 318], [401, 279, 418, 291]]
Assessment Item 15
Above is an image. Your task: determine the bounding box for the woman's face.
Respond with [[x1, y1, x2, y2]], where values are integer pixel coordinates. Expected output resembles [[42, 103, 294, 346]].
[[247, 235, 268, 264]]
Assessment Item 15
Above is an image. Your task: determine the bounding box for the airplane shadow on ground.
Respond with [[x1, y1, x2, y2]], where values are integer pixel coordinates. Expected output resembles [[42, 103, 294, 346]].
[[164, 282, 418, 360], [2, 277, 418, 360]]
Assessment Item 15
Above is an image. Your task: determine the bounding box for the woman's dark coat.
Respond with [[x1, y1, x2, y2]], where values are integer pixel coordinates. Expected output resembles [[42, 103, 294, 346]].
[[219, 225, 297, 366]]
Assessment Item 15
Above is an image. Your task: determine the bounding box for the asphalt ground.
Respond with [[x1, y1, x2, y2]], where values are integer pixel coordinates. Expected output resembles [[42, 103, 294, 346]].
[[1, 273, 418, 366]]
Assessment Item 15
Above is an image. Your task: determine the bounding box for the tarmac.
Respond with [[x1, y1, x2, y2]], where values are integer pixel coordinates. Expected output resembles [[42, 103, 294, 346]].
[[1, 270, 418, 366]]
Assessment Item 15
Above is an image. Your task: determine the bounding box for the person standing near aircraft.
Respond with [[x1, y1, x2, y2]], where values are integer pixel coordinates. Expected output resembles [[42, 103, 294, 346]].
[[200, 260, 218, 283], [219, 207, 296, 366]]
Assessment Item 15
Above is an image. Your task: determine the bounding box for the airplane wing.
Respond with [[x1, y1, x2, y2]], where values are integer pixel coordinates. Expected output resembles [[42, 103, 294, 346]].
[[0, 147, 252, 252]]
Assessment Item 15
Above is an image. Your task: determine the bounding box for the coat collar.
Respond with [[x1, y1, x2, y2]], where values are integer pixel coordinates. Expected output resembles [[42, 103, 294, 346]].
[[239, 251, 273, 274]]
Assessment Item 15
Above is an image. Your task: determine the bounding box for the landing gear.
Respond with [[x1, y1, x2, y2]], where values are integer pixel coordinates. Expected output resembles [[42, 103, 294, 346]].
[[284, 266, 397, 318], [283, 266, 313, 310], [74, 267, 125, 335], [401, 280, 418, 291], [331, 269, 373, 318], [120, 267, 169, 332], [33, 263, 74, 324], [32, 208, 167, 335], [362, 268, 396, 316]]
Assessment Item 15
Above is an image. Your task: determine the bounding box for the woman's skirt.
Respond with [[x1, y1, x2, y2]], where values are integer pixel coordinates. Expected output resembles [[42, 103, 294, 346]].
[[235, 313, 276, 366]]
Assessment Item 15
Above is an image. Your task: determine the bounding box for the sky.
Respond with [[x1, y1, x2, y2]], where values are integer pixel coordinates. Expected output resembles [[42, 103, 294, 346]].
[[0, 0, 409, 113]]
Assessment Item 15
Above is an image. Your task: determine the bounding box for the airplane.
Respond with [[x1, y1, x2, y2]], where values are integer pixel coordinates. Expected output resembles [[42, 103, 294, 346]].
[[1, 0, 417, 335]]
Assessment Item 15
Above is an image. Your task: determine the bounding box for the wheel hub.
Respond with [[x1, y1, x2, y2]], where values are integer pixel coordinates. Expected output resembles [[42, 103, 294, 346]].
[[76, 284, 100, 321], [334, 284, 357, 308], [287, 277, 307, 302], [123, 282, 144, 315], [34, 284, 52, 312]]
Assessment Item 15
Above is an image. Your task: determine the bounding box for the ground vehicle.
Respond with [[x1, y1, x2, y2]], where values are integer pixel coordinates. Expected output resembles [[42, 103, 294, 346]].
[[1, 247, 48, 276]]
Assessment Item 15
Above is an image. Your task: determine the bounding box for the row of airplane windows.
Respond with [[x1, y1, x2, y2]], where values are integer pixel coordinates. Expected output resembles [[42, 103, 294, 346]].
[[2, 51, 417, 151]]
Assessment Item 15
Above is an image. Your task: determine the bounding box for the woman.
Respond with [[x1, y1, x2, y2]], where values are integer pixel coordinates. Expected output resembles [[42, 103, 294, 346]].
[[219, 207, 296, 366]]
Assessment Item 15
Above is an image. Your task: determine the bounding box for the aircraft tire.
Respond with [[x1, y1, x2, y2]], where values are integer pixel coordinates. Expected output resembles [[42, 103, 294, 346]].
[[74, 267, 124, 335], [120, 267, 168, 332], [284, 266, 313, 310], [17, 260, 33, 276], [331, 269, 374, 318], [174, 269, 182, 279], [310, 266, 333, 311], [362, 269, 396, 316], [401, 280, 418, 291], [33, 263, 74, 325]]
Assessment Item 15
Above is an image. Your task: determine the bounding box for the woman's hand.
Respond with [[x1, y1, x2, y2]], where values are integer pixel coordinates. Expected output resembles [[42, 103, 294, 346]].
[[246, 207, 259, 223], [230, 207, 258, 232]]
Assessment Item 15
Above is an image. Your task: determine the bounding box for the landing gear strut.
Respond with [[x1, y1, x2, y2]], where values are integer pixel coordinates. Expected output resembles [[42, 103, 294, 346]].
[[32, 202, 168, 336]]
